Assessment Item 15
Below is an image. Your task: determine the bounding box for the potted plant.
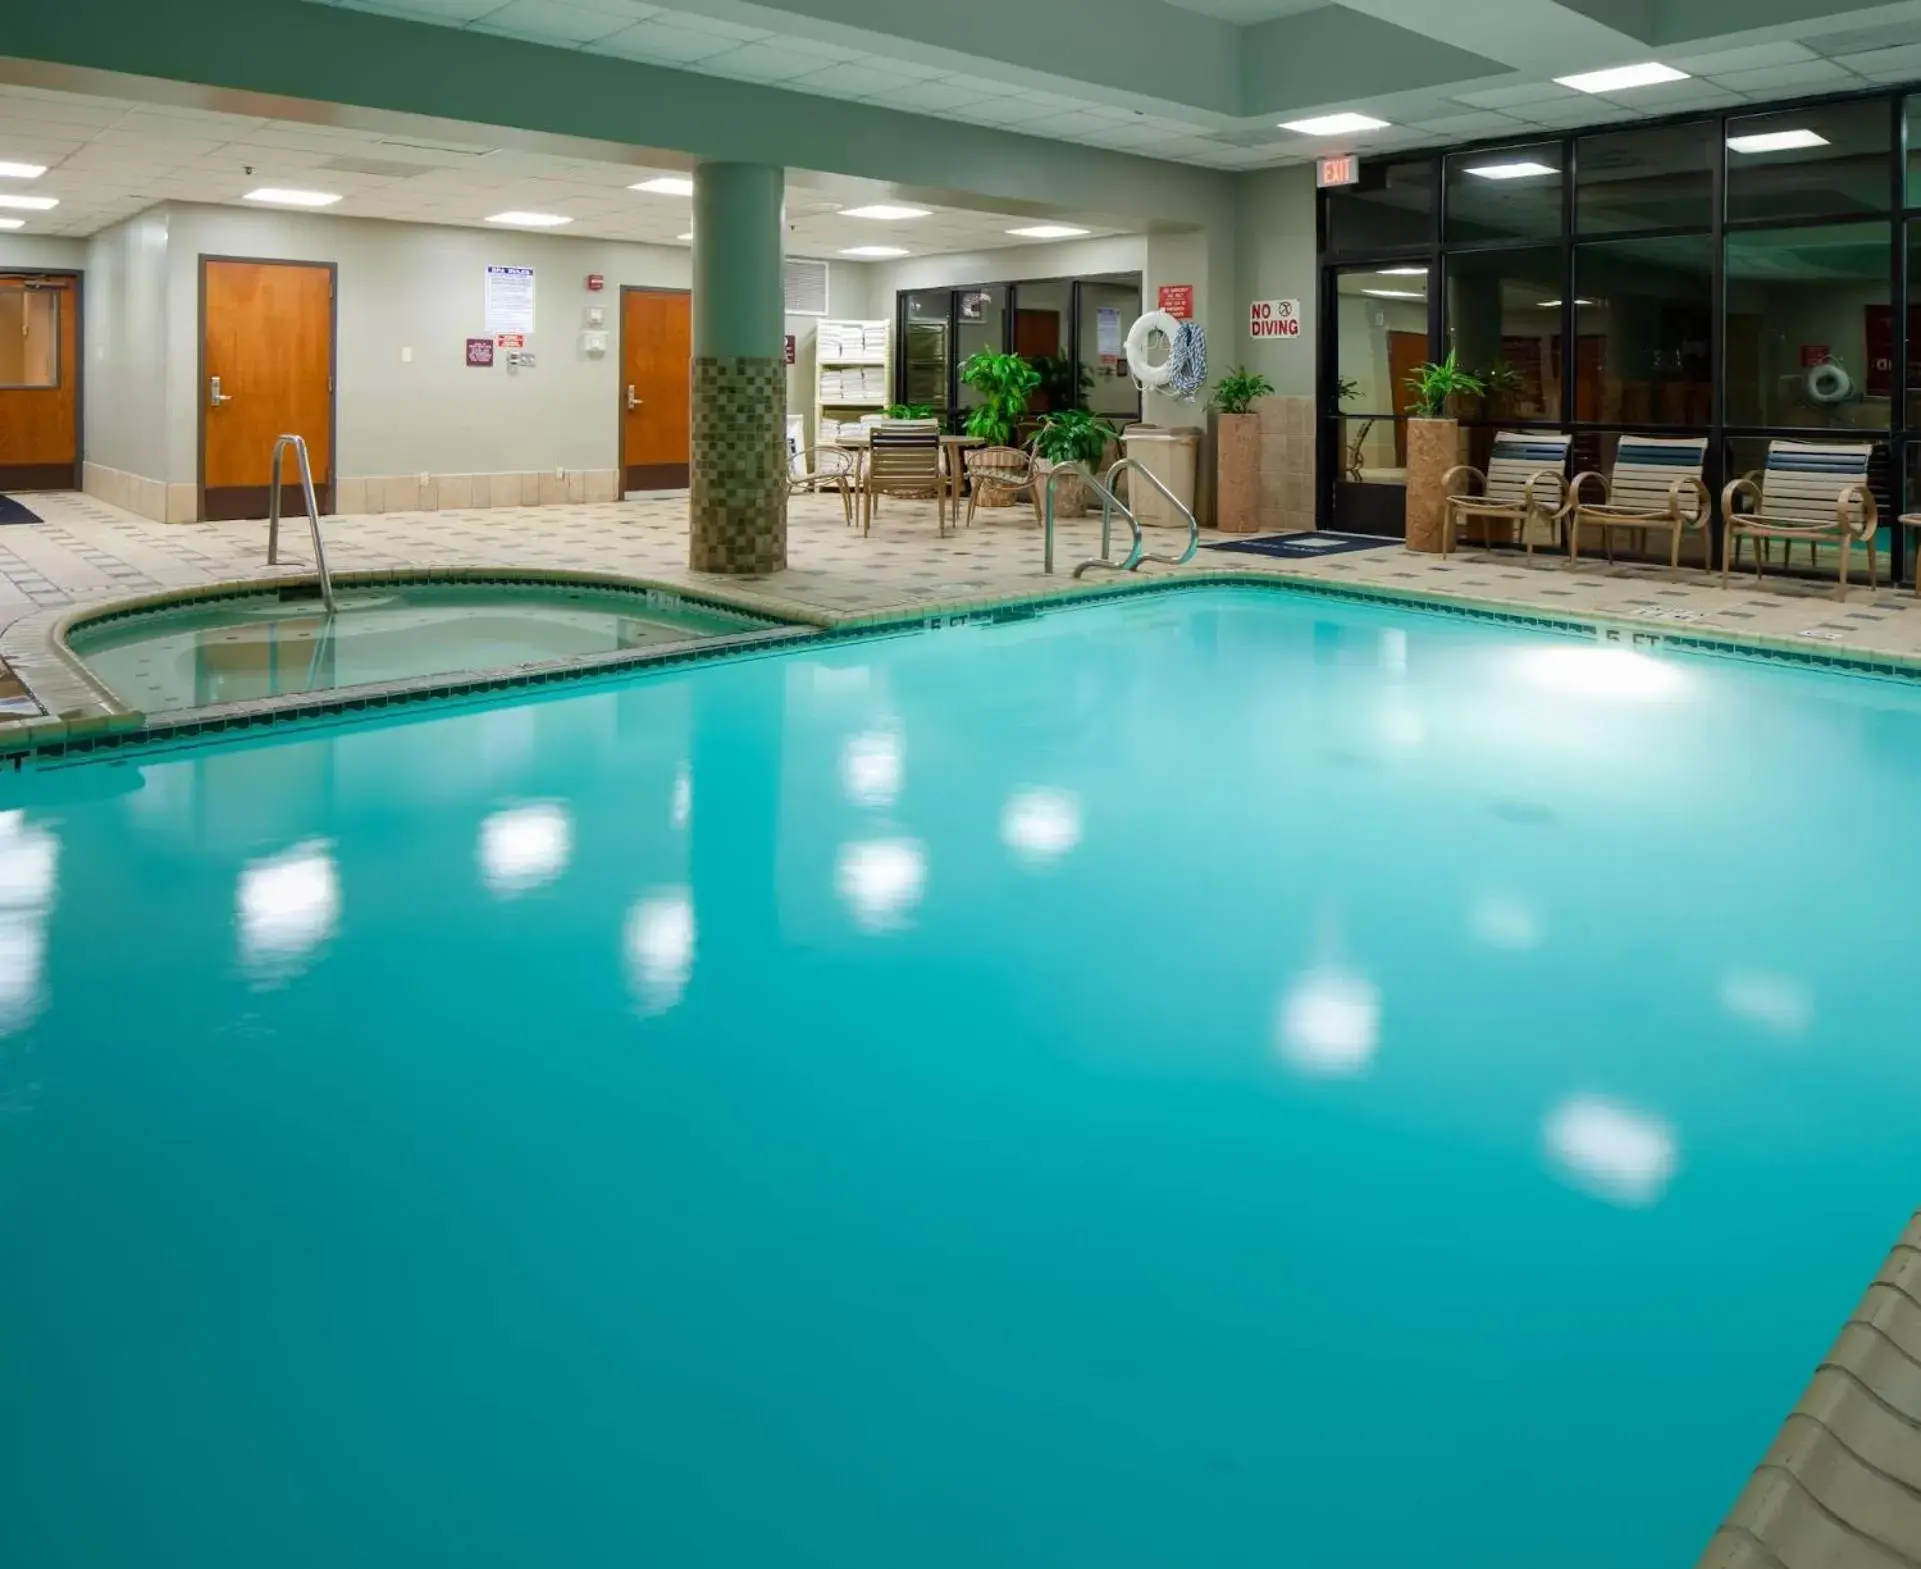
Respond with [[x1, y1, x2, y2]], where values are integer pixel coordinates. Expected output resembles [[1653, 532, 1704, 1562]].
[[885, 402, 936, 421], [959, 350, 1041, 506], [1335, 375, 1374, 483], [1403, 350, 1483, 552], [1031, 408, 1117, 519], [1210, 366, 1274, 534]]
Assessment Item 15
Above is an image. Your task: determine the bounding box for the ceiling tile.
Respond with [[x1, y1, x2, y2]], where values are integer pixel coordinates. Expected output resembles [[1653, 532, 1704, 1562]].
[[1707, 59, 1859, 94], [470, 0, 632, 45], [332, 0, 512, 20], [859, 79, 983, 114], [786, 62, 905, 99], [591, 19, 738, 61], [684, 41, 798, 81], [1668, 40, 1817, 75], [1836, 44, 1921, 77], [1455, 81, 1580, 110], [1409, 110, 1528, 137], [641, 6, 766, 39]]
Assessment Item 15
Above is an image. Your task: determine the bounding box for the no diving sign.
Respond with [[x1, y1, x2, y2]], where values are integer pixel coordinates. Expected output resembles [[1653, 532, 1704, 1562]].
[[1250, 299, 1301, 340]]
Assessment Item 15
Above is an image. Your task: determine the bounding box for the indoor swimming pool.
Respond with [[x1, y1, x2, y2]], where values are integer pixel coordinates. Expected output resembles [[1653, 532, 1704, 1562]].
[[66, 579, 774, 712], [3, 583, 1918, 1568]]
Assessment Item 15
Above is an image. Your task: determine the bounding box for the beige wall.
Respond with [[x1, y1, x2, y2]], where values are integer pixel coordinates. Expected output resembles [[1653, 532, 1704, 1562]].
[[0, 235, 85, 271]]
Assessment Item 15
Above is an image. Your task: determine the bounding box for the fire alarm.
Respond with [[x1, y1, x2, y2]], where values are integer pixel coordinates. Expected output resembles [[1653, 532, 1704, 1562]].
[[586, 273, 605, 292]]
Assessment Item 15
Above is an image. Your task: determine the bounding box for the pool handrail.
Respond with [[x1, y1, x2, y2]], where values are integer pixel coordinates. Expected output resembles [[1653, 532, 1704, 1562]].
[[265, 433, 337, 614], [1110, 458, 1200, 568], [1044, 461, 1144, 577]]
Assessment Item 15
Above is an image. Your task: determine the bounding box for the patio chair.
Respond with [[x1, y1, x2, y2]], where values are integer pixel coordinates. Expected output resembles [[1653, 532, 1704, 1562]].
[[1441, 431, 1573, 559], [963, 445, 1034, 527], [861, 421, 949, 537], [1567, 435, 1711, 577], [785, 445, 857, 527], [1721, 440, 1879, 601]]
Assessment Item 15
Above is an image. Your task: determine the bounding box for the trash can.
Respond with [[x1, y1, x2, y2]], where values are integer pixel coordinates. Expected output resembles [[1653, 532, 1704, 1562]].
[[1121, 425, 1201, 527]]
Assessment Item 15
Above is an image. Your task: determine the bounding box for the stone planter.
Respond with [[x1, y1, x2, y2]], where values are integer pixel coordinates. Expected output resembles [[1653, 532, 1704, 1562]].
[[1213, 411, 1260, 534], [1034, 458, 1088, 519], [1404, 416, 1458, 553]]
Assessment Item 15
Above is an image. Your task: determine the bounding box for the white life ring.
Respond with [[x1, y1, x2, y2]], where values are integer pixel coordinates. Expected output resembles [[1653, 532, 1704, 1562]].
[[1125, 310, 1181, 389], [1806, 360, 1853, 405]]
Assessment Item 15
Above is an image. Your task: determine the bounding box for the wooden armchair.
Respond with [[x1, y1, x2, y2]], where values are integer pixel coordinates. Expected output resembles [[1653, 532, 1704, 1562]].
[[963, 445, 1034, 526], [862, 422, 948, 537]]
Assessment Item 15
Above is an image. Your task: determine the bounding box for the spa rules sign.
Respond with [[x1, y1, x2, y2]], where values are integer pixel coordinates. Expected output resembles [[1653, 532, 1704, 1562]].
[[1249, 299, 1301, 340]]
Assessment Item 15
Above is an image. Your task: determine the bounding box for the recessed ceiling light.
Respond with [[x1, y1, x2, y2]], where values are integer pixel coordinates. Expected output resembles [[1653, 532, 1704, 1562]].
[[1280, 112, 1391, 135], [0, 194, 58, 211], [486, 211, 571, 227], [1377, 266, 1428, 276], [1008, 224, 1091, 239], [1362, 288, 1425, 299], [0, 218, 23, 230], [677, 231, 693, 241], [632, 176, 695, 196], [842, 245, 909, 258], [1464, 160, 1557, 180], [1555, 62, 1688, 93], [244, 187, 341, 208], [841, 204, 930, 220], [1727, 128, 1829, 154], [1535, 299, 1599, 308], [0, 161, 47, 180]]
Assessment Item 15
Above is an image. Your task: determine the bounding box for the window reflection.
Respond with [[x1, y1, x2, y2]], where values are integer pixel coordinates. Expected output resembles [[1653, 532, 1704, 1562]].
[[841, 730, 903, 808], [1576, 123, 1713, 235], [1572, 236, 1712, 424], [1445, 145, 1562, 243], [1727, 99, 1890, 224], [0, 811, 58, 1035], [1445, 246, 1563, 425], [1326, 158, 1434, 253]]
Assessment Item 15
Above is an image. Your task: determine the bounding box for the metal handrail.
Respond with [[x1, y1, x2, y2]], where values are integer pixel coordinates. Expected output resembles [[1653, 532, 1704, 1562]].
[[1108, 457, 1200, 568], [1043, 461, 1144, 577], [266, 433, 336, 614]]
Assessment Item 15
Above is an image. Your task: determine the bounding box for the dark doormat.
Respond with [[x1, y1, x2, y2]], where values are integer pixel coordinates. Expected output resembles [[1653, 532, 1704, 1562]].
[[1203, 530, 1400, 560], [0, 495, 43, 525]]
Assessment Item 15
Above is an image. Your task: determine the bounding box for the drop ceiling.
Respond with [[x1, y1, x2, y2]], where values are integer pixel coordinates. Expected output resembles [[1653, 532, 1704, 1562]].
[[0, 82, 1131, 254]]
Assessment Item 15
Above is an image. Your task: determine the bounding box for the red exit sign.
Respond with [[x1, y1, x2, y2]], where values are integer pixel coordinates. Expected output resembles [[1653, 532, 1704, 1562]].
[[1317, 154, 1360, 188]]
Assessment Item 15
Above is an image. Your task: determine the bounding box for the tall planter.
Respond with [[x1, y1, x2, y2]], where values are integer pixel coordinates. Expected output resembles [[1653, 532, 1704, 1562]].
[[1404, 417, 1458, 553], [1213, 411, 1260, 534]]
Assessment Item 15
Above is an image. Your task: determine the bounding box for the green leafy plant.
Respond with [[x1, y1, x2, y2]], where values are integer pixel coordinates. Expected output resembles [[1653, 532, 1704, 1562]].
[[1031, 351, 1094, 411], [1405, 349, 1484, 418], [1211, 366, 1275, 416], [1335, 375, 1360, 405], [885, 402, 936, 420], [1479, 360, 1524, 398], [958, 350, 1041, 445], [1032, 408, 1117, 466]]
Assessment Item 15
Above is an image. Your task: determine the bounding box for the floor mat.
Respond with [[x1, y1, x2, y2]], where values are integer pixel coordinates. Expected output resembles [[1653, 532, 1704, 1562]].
[[0, 495, 43, 525], [1203, 530, 1399, 559]]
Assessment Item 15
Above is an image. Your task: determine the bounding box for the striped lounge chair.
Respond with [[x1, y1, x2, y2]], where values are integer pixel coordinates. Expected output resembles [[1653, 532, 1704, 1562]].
[[1567, 436, 1711, 577], [861, 420, 949, 537], [1442, 431, 1572, 559], [1721, 440, 1879, 601]]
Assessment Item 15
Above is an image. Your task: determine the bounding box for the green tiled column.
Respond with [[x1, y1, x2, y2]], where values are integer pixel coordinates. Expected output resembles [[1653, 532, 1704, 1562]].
[[690, 161, 787, 575]]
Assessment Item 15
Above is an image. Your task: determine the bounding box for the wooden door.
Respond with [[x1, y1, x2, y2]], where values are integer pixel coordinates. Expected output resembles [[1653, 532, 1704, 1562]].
[[201, 258, 335, 521], [620, 288, 691, 492], [1387, 330, 1427, 468], [0, 273, 80, 490]]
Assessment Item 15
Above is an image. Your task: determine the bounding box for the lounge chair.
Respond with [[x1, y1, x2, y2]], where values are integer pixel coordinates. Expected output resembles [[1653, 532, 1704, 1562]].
[[963, 445, 1034, 527], [1442, 431, 1572, 559], [861, 420, 948, 537], [1567, 436, 1711, 577], [1721, 440, 1878, 601], [785, 445, 857, 527]]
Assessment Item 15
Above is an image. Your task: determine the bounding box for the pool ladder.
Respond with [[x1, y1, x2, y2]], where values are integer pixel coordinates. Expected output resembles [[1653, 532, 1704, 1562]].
[[1043, 457, 1199, 577], [265, 433, 338, 614]]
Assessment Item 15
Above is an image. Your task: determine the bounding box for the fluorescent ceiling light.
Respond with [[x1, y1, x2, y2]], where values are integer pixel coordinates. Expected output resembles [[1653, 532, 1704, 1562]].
[[0, 194, 57, 211], [632, 176, 694, 195], [1280, 112, 1391, 135], [842, 245, 909, 258], [1535, 298, 1598, 307], [1464, 160, 1557, 180], [1377, 266, 1427, 276], [841, 204, 930, 220], [677, 231, 693, 241], [1555, 61, 1688, 93], [1008, 224, 1091, 239], [1727, 128, 1829, 154], [1362, 288, 1425, 299], [0, 161, 47, 180], [486, 211, 571, 227], [0, 218, 22, 230], [244, 187, 341, 207]]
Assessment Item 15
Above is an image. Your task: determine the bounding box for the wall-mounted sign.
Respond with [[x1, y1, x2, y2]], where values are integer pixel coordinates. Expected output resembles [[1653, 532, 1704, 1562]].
[[1249, 298, 1302, 339], [586, 273, 605, 292], [496, 332, 526, 350], [1097, 306, 1122, 363], [784, 333, 796, 366], [484, 265, 535, 334], [1799, 343, 1832, 368], [466, 337, 495, 367], [1317, 154, 1360, 189], [1157, 284, 1194, 320]]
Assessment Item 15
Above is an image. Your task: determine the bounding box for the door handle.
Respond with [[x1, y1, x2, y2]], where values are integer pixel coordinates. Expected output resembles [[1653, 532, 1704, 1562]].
[[626, 384, 641, 412], [209, 375, 232, 407]]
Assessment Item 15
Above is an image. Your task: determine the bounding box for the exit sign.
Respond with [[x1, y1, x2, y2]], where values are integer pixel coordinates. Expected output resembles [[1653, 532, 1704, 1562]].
[[1317, 154, 1360, 188]]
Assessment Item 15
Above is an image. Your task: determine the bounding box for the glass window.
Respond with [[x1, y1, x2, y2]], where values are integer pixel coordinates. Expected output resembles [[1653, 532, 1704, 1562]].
[[0, 285, 58, 389], [954, 285, 1008, 416], [1076, 275, 1142, 421], [1326, 158, 1435, 253], [1725, 222, 1891, 429], [1571, 235, 1713, 423], [1445, 143, 1563, 243], [1726, 100, 1891, 224], [1576, 123, 1713, 235], [1011, 279, 1074, 413], [900, 292, 950, 412], [1444, 246, 1563, 420], [1904, 95, 1921, 207], [1334, 264, 1428, 482]]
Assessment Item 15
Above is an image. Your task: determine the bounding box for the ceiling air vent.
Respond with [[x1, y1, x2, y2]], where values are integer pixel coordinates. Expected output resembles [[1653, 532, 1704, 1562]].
[[784, 257, 829, 317]]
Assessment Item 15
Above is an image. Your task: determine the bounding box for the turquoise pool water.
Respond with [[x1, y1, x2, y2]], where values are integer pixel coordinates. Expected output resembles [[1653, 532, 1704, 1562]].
[[4, 583, 1919, 1568], [69, 581, 768, 712]]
